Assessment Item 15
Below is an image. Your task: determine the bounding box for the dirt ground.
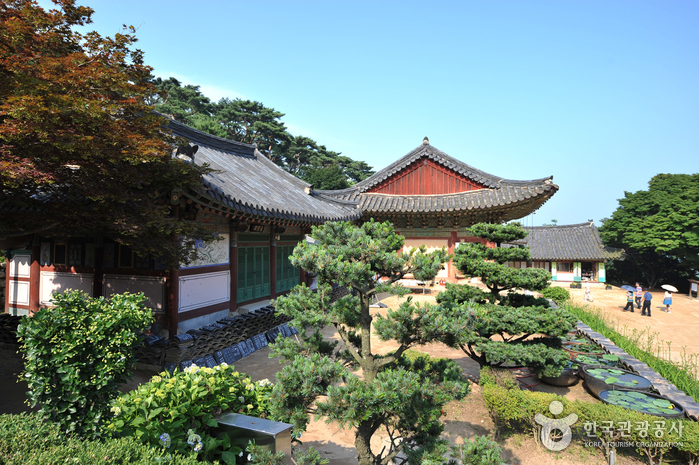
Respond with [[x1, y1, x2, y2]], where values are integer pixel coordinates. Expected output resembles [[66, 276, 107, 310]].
[[2, 284, 697, 464]]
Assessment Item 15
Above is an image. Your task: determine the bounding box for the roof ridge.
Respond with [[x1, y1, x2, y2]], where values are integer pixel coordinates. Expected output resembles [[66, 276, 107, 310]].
[[333, 140, 555, 195], [163, 114, 258, 155]]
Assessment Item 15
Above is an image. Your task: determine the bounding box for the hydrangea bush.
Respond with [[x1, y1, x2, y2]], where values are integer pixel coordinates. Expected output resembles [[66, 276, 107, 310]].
[[105, 364, 274, 464], [17, 291, 153, 438]]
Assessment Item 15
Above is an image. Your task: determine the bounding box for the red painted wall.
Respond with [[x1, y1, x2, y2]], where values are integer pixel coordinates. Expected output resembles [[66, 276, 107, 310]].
[[368, 157, 485, 195]]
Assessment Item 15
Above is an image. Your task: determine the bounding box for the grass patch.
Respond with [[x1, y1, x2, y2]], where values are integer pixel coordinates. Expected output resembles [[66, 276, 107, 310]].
[[564, 302, 699, 403]]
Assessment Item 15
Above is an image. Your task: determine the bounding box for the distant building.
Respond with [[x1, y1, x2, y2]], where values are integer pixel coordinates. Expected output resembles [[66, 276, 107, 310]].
[[505, 221, 624, 283]]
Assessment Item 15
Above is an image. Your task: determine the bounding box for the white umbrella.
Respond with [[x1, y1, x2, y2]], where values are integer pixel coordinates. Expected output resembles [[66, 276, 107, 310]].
[[661, 284, 678, 293]]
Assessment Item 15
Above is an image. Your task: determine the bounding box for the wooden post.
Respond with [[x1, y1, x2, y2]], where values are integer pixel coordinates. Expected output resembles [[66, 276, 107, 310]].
[[166, 205, 180, 337], [3, 254, 9, 315], [167, 267, 179, 337], [29, 236, 40, 314], [230, 227, 238, 313], [447, 231, 457, 283], [93, 238, 104, 299], [270, 231, 277, 298]]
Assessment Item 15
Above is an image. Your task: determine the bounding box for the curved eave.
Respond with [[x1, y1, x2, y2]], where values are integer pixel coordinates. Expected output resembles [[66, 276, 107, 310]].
[[337, 181, 558, 214], [186, 186, 362, 225]]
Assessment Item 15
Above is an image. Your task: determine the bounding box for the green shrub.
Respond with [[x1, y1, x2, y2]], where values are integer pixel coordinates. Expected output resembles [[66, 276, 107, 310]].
[[448, 435, 504, 465], [105, 364, 274, 464], [17, 291, 153, 439], [436, 283, 488, 306], [502, 292, 550, 308], [479, 368, 699, 463], [245, 440, 329, 465], [395, 349, 471, 393], [0, 412, 199, 465], [541, 286, 570, 304]]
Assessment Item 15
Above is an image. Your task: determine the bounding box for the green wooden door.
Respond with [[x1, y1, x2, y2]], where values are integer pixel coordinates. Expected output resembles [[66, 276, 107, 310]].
[[276, 245, 299, 293], [237, 246, 270, 303]]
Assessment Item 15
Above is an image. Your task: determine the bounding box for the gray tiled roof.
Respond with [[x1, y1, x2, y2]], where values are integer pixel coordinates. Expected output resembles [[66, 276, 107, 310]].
[[168, 120, 361, 224], [317, 140, 558, 214], [516, 222, 624, 261]]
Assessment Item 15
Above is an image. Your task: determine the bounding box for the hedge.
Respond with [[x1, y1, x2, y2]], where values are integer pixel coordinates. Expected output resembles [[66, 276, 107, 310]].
[[479, 367, 699, 464], [0, 412, 201, 465]]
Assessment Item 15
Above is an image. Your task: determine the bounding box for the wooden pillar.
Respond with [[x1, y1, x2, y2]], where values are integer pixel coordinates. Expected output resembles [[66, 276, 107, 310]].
[[28, 236, 40, 315], [230, 228, 238, 313], [270, 232, 277, 298], [93, 238, 104, 299], [447, 231, 457, 283], [166, 205, 180, 337], [167, 266, 179, 337], [4, 254, 10, 315]]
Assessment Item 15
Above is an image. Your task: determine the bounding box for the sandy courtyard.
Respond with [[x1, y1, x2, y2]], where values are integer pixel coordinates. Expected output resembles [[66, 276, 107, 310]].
[[1, 283, 697, 464]]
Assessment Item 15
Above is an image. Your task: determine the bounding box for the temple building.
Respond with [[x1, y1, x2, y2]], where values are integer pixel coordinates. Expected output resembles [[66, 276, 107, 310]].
[[505, 221, 624, 283], [4, 127, 564, 335], [318, 137, 559, 282], [2, 119, 360, 336]]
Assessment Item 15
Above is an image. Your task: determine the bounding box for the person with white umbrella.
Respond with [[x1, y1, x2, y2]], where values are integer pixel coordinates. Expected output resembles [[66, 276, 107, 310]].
[[661, 284, 678, 313]]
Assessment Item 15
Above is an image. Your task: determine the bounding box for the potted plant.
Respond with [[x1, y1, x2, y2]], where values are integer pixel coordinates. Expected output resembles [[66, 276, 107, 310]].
[[562, 340, 605, 359], [540, 360, 579, 387], [581, 365, 653, 399], [574, 354, 621, 378], [600, 390, 685, 418]]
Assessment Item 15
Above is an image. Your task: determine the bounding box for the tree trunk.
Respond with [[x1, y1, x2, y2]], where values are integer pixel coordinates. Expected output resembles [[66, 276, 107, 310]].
[[355, 423, 375, 465], [360, 292, 379, 382]]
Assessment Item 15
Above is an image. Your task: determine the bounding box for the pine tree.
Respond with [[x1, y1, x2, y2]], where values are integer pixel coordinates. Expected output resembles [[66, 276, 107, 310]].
[[269, 220, 469, 465]]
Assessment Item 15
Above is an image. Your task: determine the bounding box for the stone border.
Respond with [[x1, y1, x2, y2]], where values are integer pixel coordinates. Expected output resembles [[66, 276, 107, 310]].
[[576, 321, 699, 421]]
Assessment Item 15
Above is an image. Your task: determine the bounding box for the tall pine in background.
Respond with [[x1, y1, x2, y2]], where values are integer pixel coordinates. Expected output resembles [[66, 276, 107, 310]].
[[150, 78, 374, 190]]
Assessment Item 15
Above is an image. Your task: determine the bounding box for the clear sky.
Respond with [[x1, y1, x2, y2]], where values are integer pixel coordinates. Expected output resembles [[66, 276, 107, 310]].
[[43, 0, 699, 226]]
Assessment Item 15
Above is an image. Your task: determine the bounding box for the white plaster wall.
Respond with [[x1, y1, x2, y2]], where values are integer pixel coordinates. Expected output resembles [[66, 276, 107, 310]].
[[556, 272, 575, 282], [104, 275, 166, 311], [9, 281, 30, 306], [40, 271, 93, 305], [9, 254, 30, 278], [178, 271, 230, 312]]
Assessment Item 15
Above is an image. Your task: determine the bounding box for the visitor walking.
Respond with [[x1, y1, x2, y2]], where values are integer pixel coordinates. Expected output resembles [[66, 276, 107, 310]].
[[583, 279, 593, 302], [623, 291, 634, 312], [635, 282, 643, 309], [663, 291, 672, 313], [641, 289, 652, 317]]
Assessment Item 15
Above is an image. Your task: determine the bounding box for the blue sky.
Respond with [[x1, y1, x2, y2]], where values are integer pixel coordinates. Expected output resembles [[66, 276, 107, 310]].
[[46, 0, 699, 226]]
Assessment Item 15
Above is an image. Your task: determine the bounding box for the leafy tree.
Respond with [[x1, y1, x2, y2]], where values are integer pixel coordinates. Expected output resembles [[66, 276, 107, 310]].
[[0, 0, 213, 266], [148, 77, 214, 124], [600, 173, 699, 290], [453, 223, 550, 302], [336, 155, 374, 185], [302, 164, 349, 190], [210, 98, 291, 164], [149, 78, 375, 186], [269, 220, 469, 465], [438, 222, 575, 377]]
